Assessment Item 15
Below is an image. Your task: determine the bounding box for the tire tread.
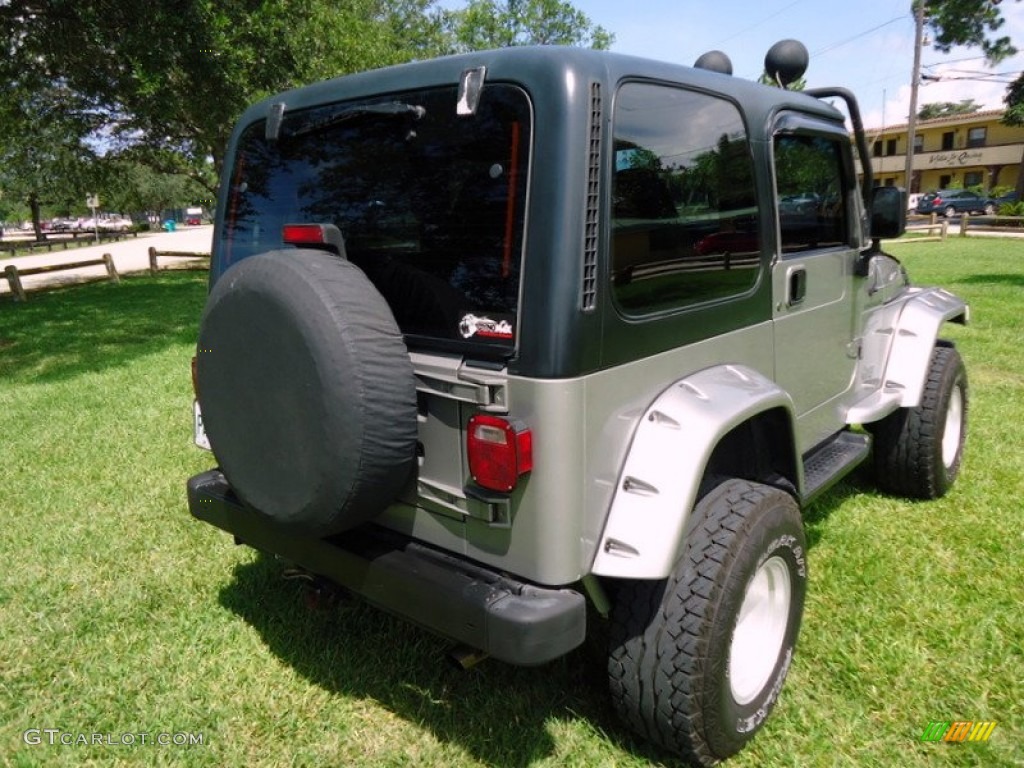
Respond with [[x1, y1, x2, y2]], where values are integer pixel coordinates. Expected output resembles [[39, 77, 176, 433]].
[[608, 479, 800, 765]]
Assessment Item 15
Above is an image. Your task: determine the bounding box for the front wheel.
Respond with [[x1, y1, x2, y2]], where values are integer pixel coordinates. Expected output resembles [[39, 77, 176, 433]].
[[608, 479, 807, 765], [870, 344, 968, 499]]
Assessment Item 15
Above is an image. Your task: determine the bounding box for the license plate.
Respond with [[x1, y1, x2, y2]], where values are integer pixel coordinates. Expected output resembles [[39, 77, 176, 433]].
[[193, 400, 211, 450]]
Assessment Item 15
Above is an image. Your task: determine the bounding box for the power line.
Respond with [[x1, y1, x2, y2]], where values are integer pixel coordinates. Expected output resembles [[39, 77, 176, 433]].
[[812, 15, 908, 57], [712, 0, 808, 47]]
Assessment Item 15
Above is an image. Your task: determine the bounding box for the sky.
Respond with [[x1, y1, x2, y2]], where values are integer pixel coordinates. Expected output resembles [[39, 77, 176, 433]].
[[565, 0, 1024, 130]]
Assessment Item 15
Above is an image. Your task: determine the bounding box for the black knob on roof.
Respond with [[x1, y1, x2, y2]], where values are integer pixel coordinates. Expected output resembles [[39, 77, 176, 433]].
[[764, 39, 808, 87], [694, 50, 733, 75]]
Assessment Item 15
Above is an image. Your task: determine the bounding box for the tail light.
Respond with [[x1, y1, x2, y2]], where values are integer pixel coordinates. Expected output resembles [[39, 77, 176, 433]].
[[467, 414, 533, 493], [282, 223, 329, 245], [191, 355, 199, 396], [282, 223, 345, 255]]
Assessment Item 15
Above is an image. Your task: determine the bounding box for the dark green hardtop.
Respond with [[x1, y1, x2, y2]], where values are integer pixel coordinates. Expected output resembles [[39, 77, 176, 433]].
[[213, 46, 847, 378]]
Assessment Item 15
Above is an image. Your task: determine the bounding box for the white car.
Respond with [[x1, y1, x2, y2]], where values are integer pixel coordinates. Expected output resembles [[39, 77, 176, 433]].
[[99, 217, 132, 232]]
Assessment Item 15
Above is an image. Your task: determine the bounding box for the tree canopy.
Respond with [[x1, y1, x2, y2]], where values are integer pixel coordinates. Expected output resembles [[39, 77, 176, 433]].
[[917, 100, 982, 120], [0, 0, 610, 229], [923, 0, 1018, 64], [444, 0, 613, 52]]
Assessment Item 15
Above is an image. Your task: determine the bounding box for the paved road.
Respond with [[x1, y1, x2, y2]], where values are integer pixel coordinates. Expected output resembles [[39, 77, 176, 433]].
[[0, 226, 214, 297]]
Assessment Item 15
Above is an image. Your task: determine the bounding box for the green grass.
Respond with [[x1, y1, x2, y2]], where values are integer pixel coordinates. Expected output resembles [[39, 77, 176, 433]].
[[1, 242, 1022, 767]]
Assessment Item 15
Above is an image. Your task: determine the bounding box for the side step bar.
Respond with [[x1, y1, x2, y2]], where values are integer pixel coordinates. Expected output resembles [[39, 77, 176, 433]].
[[802, 431, 871, 504]]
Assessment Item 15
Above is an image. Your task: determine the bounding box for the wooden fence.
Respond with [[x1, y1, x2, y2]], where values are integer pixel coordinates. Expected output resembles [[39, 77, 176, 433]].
[[147, 247, 211, 275], [3, 253, 119, 302], [0, 230, 138, 256], [957, 213, 1024, 236]]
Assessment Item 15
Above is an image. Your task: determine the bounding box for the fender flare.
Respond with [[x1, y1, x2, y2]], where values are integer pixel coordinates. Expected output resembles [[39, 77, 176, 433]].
[[591, 364, 797, 580], [879, 287, 969, 408]]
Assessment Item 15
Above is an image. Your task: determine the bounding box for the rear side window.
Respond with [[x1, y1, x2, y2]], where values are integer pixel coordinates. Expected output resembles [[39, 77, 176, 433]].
[[220, 84, 531, 356], [611, 83, 760, 315]]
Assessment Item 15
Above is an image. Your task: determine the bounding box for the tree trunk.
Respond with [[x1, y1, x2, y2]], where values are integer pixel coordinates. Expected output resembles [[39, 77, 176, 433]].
[[28, 192, 45, 242]]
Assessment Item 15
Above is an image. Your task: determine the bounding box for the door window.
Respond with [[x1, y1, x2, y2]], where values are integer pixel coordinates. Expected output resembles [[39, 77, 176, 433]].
[[774, 134, 851, 254]]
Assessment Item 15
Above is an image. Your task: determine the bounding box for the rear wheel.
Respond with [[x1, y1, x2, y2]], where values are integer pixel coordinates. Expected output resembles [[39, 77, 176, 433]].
[[943, 205, 957, 218], [870, 344, 967, 499], [608, 479, 807, 765]]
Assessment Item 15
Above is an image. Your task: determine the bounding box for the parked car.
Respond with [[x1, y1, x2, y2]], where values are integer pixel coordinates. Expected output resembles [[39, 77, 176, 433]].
[[915, 189, 993, 217], [986, 190, 1019, 212], [99, 216, 132, 232]]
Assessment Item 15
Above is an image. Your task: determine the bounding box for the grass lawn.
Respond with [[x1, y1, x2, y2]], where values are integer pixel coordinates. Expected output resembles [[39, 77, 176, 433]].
[[0, 240, 1021, 767]]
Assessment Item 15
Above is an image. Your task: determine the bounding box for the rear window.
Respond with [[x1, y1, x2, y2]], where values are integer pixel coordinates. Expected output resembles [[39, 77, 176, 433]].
[[220, 84, 531, 356]]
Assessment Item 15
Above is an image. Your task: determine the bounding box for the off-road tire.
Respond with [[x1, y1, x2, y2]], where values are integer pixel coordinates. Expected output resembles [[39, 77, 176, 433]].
[[870, 344, 967, 499], [607, 479, 807, 765], [196, 249, 418, 535]]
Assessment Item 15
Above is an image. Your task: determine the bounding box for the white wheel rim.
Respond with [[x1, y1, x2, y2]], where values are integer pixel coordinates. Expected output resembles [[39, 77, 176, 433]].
[[729, 555, 792, 706], [942, 385, 964, 469]]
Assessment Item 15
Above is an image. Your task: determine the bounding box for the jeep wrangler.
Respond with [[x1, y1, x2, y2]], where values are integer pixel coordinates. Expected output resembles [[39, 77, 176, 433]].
[[187, 41, 969, 765]]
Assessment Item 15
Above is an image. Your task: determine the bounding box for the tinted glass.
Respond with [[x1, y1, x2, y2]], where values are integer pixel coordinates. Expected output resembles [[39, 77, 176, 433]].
[[611, 83, 760, 315], [221, 85, 531, 354], [774, 134, 851, 254]]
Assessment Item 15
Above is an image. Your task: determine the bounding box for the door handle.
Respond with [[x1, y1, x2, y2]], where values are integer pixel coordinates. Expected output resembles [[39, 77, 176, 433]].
[[788, 267, 807, 306]]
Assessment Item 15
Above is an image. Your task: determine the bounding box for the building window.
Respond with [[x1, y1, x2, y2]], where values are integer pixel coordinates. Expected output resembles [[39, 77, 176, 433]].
[[964, 171, 983, 187], [873, 141, 882, 157], [914, 135, 924, 154], [940, 174, 952, 188], [967, 127, 987, 148], [942, 131, 955, 150], [886, 138, 898, 156]]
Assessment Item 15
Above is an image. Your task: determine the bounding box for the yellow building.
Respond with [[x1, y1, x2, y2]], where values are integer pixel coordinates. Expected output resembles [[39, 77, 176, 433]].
[[863, 109, 1024, 194]]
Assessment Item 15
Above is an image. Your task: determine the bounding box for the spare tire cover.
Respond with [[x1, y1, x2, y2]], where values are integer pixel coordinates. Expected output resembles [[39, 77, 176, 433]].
[[197, 249, 418, 535]]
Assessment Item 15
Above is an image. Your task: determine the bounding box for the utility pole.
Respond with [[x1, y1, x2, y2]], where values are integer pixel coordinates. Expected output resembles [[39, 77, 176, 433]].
[[904, 0, 926, 193]]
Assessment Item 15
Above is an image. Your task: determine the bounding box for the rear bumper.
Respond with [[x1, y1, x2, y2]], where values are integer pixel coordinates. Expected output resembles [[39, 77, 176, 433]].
[[187, 470, 586, 665]]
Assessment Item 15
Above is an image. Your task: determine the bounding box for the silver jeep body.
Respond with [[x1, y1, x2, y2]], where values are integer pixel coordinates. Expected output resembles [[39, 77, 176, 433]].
[[189, 46, 967, 665]]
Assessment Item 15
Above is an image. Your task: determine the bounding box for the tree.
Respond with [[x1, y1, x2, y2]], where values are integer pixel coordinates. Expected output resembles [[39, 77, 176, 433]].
[[97, 159, 211, 222], [0, 0, 610, 221], [917, 100, 982, 120], [757, 73, 807, 91], [0, 0, 446, 199], [0, 79, 102, 238], [923, 0, 1018, 64], [444, 0, 613, 52]]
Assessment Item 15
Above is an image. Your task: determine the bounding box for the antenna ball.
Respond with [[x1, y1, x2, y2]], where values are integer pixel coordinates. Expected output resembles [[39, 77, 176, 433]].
[[694, 50, 733, 76], [765, 39, 809, 87]]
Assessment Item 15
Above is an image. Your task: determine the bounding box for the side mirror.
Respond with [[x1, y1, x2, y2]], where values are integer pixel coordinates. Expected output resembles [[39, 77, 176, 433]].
[[871, 186, 906, 240]]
